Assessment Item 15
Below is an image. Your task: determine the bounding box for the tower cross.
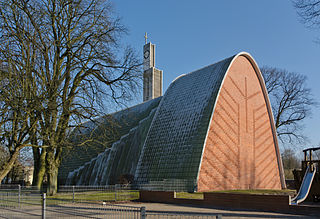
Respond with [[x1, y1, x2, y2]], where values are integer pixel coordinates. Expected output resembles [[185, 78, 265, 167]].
[[144, 32, 148, 44]]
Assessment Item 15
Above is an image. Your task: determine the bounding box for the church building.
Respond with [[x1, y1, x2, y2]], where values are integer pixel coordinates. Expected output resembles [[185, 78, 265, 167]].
[[59, 38, 285, 192]]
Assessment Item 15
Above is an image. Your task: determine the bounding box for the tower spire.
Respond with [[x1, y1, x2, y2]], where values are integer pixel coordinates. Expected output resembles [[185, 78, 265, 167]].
[[143, 38, 163, 102]]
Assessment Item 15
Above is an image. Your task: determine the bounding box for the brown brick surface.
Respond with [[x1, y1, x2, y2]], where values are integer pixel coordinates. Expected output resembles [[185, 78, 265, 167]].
[[138, 191, 320, 216], [139, 191, 175, 203], [203, 192, 290, 212], [198, 56, 282, 191]]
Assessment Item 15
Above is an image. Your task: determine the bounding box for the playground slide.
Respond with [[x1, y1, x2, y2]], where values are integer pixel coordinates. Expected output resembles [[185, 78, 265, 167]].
[[291, 166, 316, 205]]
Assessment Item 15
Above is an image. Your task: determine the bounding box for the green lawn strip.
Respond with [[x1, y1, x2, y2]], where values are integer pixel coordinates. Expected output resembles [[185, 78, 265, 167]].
[[47, 191, 139, 204], [0, 199, 19, 208], [208, 189, 296, 195], [1, 190, 140, 207], [0, 196, 42, 208], [0, 191, 42, 207], [175, 189, 295, 199], [175, 192, 204, 199]]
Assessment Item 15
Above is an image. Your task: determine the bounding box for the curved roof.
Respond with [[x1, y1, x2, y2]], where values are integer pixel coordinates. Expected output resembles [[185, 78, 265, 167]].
[[135, 55, 234, 184], [134, 52, 285, 189], [59, 97, 162, 183]]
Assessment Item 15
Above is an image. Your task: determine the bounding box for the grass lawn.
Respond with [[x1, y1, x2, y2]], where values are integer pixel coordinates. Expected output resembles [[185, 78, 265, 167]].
[[1, 189, 296, 206], [47, 190, 139, 204], [175, 189, 296, 199], [175, 192, 204, 199], [0, 190, 140, 207], [209, 189, 296, 195]]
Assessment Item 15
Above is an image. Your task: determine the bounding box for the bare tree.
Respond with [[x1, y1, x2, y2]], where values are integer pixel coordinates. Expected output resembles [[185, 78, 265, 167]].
[[261, 66, 317, 144], [281, 148, 301, 179], [0, 63, 40, 183], [0, 146, 8, 172], [0, 0, 141, 195], [293, 0, 320, 28]]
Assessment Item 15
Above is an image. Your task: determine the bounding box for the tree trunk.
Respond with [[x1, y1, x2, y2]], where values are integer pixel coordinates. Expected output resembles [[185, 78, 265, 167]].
[[31, 117, 40, 187], [47, 162, 58, 196], [32, 147, 40, 186], [34, 149, 47, 190], [46, 146, 61, 196], [0, 148, 21, 183]]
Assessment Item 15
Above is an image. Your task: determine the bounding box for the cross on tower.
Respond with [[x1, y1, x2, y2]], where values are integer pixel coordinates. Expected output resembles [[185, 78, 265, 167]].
[[144, 32, 148, 44]]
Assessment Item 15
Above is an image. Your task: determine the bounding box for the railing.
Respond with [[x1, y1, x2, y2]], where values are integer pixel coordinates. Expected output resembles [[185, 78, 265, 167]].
[[0, 186, 223, 218], [136, 179, 197, 192], [0, 191, 144, 218], [0, 179, 197, 194], [0, 184, 43, 194], [0, 192, 42, 218], [302, 160, 320, 173], [58, 184, 132, 192], [0, 184, 139, 202], [58, 185, 139, 202]]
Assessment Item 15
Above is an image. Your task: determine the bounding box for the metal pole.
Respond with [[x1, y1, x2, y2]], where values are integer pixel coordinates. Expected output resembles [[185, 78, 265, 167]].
[[42, 193, 46, 219], [140, 206, 146, 219], [72, 186, 75, 203], [18, 185, 21, 208], [310, 151, 313, 171], [304, 151, 307, 161]]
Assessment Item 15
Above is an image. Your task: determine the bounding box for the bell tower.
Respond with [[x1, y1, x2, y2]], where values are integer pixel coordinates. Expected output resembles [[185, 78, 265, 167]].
[[143, 33, 163, 102]]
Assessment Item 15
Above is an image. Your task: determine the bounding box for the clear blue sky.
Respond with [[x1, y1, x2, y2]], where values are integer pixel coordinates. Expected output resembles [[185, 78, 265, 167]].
[[113, 0, 320, 149]]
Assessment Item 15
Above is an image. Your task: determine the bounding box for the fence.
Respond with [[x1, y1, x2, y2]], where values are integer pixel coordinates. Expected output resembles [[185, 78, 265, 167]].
[[0, 184, 42, 194], [0, 191, 42, 218], [1, 180, 197, 194], [58, 185, 139, 202], [0, 184, 139, 202], [136, 179, 197, 192], [0, 186, 223, 218], [0, 191, 143, 218]]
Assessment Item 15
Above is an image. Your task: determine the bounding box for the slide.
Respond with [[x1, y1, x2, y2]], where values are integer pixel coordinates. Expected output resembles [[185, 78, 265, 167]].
[[291, 166, 316, 205]]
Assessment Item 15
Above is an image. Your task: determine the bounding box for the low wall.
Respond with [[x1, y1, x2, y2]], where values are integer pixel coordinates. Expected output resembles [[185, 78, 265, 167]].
[[203, 192, 289, 212], [139, 190, 204, 205], [139, 191, 320, 215], [139, 191, 175, 203]]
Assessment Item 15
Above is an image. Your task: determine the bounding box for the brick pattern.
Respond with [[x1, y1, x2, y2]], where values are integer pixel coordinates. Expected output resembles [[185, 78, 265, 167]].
[[139, 191, 320, 216], [198, 56, 282, 191]]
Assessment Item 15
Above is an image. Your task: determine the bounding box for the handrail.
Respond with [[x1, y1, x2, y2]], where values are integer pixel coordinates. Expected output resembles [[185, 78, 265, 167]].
[[303, 147, 320, 152]]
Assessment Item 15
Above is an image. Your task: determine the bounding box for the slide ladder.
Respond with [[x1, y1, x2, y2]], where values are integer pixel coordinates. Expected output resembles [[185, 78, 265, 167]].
[[291, 165, 316, 205]]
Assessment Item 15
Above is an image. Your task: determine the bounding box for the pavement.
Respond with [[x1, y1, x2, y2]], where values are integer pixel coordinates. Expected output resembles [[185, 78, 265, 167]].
[[0, 201, 318, 218], [118, 202, 318, 218]]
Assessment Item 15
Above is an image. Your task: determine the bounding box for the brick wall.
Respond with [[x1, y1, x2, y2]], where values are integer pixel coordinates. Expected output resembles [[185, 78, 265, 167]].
[[139, 191, 290, 211], [139, 191, 175, 203], [198, 56, 283, 191], [139, 191, 320, 215], [203, 192, 289, 212]]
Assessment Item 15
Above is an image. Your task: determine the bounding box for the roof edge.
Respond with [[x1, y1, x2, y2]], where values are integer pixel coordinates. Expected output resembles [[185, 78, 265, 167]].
[[196, 52, 286, 190], [238, 52, 286, 189]]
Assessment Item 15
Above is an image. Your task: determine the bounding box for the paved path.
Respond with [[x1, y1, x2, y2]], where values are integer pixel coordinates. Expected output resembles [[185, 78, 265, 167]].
[[119, 202, 317, 218], [1, 201, 318, 218], [0, 203, 141, 218]]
